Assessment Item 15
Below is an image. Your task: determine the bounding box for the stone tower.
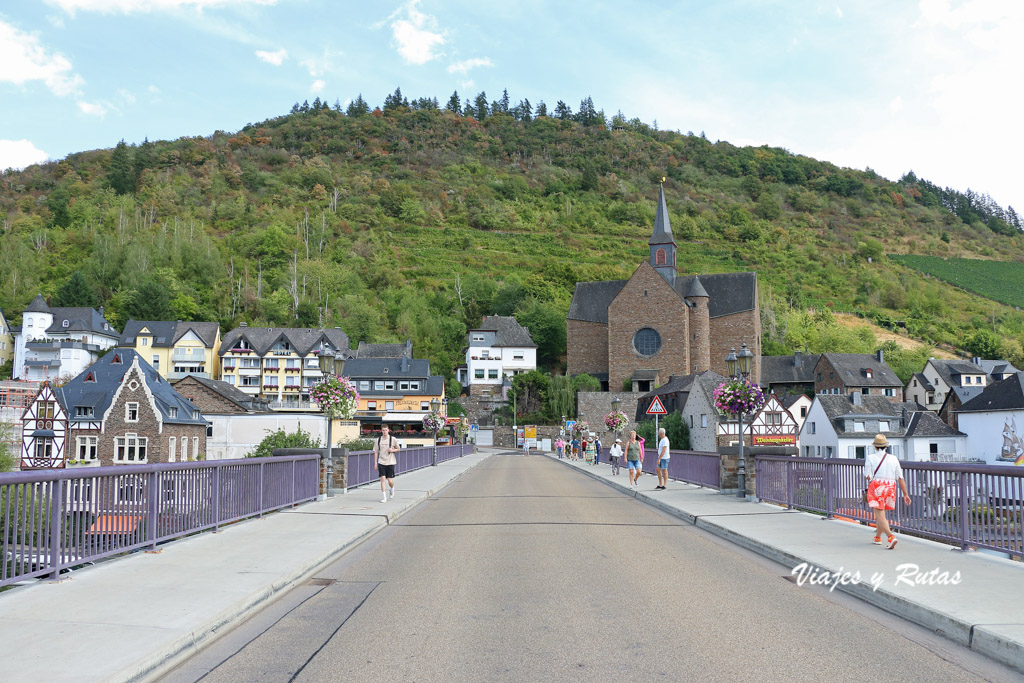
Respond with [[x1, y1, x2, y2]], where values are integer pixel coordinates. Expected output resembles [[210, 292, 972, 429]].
[[685, 275, 710, 372], [648, 184, 677, 286]]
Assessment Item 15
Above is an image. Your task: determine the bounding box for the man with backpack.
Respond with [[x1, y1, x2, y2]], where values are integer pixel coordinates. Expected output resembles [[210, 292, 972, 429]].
[[373, 425, 401, 503]]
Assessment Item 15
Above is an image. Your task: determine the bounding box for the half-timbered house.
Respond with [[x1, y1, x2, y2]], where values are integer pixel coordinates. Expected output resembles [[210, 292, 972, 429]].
[[717, 392, 800, 455]]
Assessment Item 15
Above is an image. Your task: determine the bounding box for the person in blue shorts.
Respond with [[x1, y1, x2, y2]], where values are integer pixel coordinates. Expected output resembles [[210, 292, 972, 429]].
[[626, 430, 643, 488], [655, 427, 670, 490]]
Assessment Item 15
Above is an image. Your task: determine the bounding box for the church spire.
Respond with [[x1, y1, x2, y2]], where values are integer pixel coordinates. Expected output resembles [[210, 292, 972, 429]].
[[649, 182, 677, 285]]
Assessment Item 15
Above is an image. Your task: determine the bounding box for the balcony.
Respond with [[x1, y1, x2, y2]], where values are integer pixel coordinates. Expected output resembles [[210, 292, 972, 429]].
[[171, 349, 206, 362], [168, 371, 211, 381], [268, 401, 316, 411], [283, 384, 300, 391]]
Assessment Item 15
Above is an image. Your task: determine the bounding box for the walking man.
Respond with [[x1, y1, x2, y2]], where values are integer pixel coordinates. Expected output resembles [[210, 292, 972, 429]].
[[608, 437, 623, 475], [594, 436, 602, 466], [655, 427, 670, 490], [373, 425, 400, 503]]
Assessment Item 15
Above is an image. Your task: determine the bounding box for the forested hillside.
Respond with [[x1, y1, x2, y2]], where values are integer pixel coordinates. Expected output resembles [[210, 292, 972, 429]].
[[2, 89, 1023, 384]]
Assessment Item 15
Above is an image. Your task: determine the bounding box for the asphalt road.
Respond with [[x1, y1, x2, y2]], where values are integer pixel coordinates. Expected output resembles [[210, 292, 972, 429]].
[[162, 454, 1015, 682]]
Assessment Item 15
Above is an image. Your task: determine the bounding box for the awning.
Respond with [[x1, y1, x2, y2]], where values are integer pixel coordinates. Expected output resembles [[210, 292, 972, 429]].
[[381, 413, 427, 422], [87, 514, 141, 535], [31, 430, 56, 437]]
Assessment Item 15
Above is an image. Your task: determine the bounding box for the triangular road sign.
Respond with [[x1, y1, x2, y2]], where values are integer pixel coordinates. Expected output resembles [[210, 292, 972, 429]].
[[646, 396, 668, 415]]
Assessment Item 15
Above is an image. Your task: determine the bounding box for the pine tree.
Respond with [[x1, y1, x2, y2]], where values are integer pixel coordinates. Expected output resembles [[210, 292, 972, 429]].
[[383, 87, 408, 110], [446, 90, 461, 113], [474, 91, 489, 120], [535, 101, 548, 117], [346, 94, 370, 116], [53, 271, 97, 307], [108, 140, 135, 195], [554, 100, 572, 120], [499, 88, 510, 113], [515, 98, 532, 121], [463, 101, 475, 118]]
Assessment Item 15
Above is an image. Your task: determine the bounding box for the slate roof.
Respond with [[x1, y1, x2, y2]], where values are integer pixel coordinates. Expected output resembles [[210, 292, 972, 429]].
[[649, 184, 674, 246], [54, 349, 204, 427], [927, 359, 985, 387], [25, 294, 50, 313], [638, 374, 696, 399], [956, 373, 1024, 413], [172, 375, 272, 413], [355, 340, 413, 358], [761, 353, 821, 386], [778, 393, 810, 410], [568, 272, 757, 324], [220, 326, 350, 357], [819, 353, 903, 388], [814, 395, 925, 436], [949, 385, 984, 403], [684, 276, 708, 298], [974, 359, 1021, 379], [473, 316, 536, 348], [910, 372, 935, 392], [119, 320, 220, 348], [345, 357, 444, 396], [45, 307, 118, 337], [904, 411, 965, 438]]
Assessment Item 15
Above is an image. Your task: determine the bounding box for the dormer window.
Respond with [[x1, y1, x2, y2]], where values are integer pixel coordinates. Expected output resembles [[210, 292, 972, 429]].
[[168, 407, 178, 418], [865, 369, 873, 378], [964, 376, 971, 384], [62, 320, 69, 328], [75, 406, 94, 417], [84, 372, 96, 383]]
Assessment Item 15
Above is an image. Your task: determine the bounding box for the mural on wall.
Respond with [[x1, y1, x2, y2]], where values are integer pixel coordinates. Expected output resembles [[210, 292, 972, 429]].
[[1001, 418, 1024, 465]]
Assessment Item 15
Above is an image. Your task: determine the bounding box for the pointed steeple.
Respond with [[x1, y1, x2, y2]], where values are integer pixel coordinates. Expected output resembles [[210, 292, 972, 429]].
[[25, 293, 51, 314], [685, 275, 709, 299], [648, 183, 677, 285]]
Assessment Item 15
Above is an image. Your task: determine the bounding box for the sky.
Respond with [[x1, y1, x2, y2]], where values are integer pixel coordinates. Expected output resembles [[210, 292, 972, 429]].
[[2, 0, 1022, 212]]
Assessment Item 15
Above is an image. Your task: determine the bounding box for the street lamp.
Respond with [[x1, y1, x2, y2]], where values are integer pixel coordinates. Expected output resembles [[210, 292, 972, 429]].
[[430, 396, 441, 466], [726, 343, 754, 499], [318, 348, 346, 496], [610, 395, 622, 442]]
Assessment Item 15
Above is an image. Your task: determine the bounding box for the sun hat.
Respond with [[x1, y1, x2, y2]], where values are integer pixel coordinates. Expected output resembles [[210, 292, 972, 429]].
[[615, 438, 622, 443], [872, 434, 889, 448]]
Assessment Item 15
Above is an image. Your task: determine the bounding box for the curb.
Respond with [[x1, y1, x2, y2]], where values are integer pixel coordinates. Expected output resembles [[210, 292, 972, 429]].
[[128, 455, 487, 683], [547, 454, 1024, 674]]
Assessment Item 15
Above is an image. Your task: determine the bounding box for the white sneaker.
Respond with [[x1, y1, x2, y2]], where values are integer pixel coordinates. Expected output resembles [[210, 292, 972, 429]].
[[388, 487, 395, 499], [380, 492, 388, 503]]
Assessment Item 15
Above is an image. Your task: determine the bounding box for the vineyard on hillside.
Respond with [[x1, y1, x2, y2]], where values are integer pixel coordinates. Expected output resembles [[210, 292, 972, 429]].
[[890, 256, 1024, 309]]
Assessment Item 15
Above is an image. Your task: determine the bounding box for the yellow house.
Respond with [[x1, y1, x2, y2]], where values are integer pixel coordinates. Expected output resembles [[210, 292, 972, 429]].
[[0, 309, 13, 366], [118, 320, 222, 380]]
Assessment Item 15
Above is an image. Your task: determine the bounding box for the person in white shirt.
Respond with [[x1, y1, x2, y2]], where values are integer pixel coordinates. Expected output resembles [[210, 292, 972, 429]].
[[864, 433, 911, 549], [608, 438, 623, 475], [655, 427, 670, 490]]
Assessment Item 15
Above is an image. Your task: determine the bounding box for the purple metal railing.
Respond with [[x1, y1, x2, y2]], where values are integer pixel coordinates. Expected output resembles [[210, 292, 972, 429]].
[[1, 455, 319, 588], [755, 455, 1024, 555], [345, 443, 474, 489], [638, 450, 721, 489]]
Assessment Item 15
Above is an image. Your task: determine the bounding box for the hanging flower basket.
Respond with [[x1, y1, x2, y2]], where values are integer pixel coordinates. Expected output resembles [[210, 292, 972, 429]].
[[713, 378, 765, 416], [571, 420, 589, 437], [423, 412, 446, 432], [310, 375, 360, 419], [604, 411, 628, 432]]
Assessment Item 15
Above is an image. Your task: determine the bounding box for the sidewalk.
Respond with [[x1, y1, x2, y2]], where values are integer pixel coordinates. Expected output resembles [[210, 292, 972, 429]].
[[549, 453, 1024, 674], [0, 451, 493, 683]]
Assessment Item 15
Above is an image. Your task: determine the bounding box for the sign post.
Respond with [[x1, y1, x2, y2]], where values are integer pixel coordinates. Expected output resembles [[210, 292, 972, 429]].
[[646, 395, 668, 436]]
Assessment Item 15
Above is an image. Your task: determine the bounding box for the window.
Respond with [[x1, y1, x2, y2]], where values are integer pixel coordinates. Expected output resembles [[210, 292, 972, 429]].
[[853, 420, 865, 432], [488, 369, 498, 379], [115, 434, 148, 463], [193, 410, 200, 420], [367, 401, 377, 410], [884, 388, 896, 397], [181, 437, 188, 462], [359, 381, 370, 391], [241, 376, 259, 387], [816, 373, 822, 381], [385, 401, 395, 410], [152, 355, 160, 370], [829, 372, 834, 379], [809, 422, 816, 434], [400, 381, 409, 391], [168, 407, 178, 418], [241, 358, 259, 368], [421, 402, 429, 411], [62, 320, 69, 328], [913, 379, 918, 387], [264, 359, 279, 370], [410, 381, 420, 390], [207, 424, 213, 437], [286, 358, 300, 369], [855, 446, 866, 459], [879, 420, 890, 432], [700, 414, 708, 428], [169, 437, 177, 462], [474, 369, 484, 379], [690, 415, 694, 427], [224, 375, 236, 385], [75, 436, 97, 462], [655, 248, 666, 265], [126, 402, 139, 422], [865, 369, 873, 378], [194, 437, 199, 459], [286, 376, 299, 386], [375, 381, 385, 390], [513, 353, 524, 360], [75, 406, 94, 418], [472, 334, 485, 342], [930, 443, 939, 458], [861, 387, 870, 395], [800, 406, 807, 418], [632, 328, 662, 356], [766, 412, 783, 425], [141, 337, 148, 346], [385, 381, 395, 390], [264, 377, 279, 387]]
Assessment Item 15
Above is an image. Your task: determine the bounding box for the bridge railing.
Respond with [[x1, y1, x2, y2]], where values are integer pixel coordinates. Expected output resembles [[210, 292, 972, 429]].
[[1, 455, 319, 588], [755, 455, 1024, 555], [345, 443, 475, 489], [639, 449, 721, 489]]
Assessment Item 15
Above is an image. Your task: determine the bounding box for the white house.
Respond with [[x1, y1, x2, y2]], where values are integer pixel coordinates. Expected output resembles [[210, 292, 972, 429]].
[[905, 358, 988, 412], [800, 393, 967, 461], [953, 372, 1024, 466], [458, 316, 537, 397], [13, 294, 119, 381]]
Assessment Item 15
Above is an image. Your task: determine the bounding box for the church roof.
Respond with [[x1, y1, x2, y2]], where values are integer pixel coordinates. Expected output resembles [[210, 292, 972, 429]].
[[684, 275, 709, 299], [648, 184, 675, 246], [568, 271, 757, 324]]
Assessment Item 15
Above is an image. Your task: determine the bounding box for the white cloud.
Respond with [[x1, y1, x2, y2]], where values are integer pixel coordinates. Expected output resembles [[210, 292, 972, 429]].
[[389, 0, 445, 65], [300, 48, 341, 77], [835, 5, 843, 19], [118, 88, 136, 104], [460, 79, 474, 90], [147, 84, 161, 93], [77, 100, 108, 117], [0, 19, 83, 96], [0, 140, 50, 172], [310, 79, 325, 93], [447, 57, 492, 75], [44, 0, 277, 15], [255, 48, 287, 65]]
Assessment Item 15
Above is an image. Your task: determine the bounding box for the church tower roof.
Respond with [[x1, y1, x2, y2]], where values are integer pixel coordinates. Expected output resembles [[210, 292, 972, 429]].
[[648, 183, 675, 246], [25, 293, 51, 314], [685, 275, 709, 299]]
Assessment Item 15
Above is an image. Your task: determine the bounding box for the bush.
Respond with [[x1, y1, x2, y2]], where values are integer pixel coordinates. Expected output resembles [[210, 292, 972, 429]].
[[636, 410, 689, 450], [247, 426, 321, 458]]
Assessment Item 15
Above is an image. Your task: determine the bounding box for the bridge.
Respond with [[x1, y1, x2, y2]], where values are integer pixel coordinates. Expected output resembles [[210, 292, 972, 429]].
[[1, 449, 1022, 681]]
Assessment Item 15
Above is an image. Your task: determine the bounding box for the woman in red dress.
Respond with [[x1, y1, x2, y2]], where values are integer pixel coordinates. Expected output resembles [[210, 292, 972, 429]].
[[864, 434, 911, 549]]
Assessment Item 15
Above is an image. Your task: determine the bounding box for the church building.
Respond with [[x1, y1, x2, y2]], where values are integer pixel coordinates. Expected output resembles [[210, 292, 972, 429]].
[[567, 185, 761, 392]]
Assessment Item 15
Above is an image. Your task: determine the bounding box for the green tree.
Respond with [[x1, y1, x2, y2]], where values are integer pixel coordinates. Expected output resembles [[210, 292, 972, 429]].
[[53, 271, 97, 307], [247, 426, 321, 458], [124, 280, 172, 321], [965, 328, 1000, 359], [637, 411, 689, 450], [514, 298, 567, 369], [108, 140, 135, 195], [346, 94, 370, 116], [474, 91, 489, 120], [446, 90, 461, 113], [547, 374, 575, 419]]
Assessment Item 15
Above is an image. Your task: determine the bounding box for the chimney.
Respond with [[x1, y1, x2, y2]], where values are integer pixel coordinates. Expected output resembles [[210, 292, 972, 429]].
[[972, 356, 981, 365], [901, 407, 907, 427], [851, 392, 862, 406], [875, 349, 884, 363], [794, 351, 803, 369], [98, 305, 104, 317]]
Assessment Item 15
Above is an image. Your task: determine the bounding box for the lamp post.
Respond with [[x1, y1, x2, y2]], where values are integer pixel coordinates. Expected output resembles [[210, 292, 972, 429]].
[[430, 397, 441, 466], [726, 343, 754, 499], [318, 348, 346, 496], [610, 396, 622, 443]]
